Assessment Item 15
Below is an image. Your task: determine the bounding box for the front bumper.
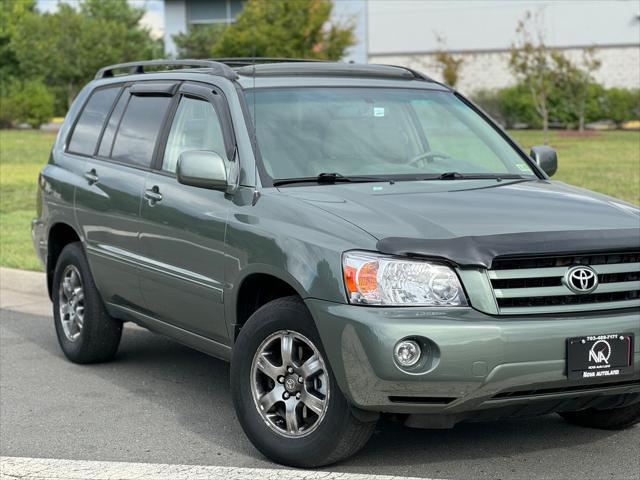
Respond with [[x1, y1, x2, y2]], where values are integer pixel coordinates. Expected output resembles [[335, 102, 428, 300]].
[[306, 300, 640, 424]]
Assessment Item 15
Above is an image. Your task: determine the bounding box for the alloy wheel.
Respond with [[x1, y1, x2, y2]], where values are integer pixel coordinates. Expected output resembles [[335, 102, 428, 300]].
[[250, 330, 330, 437], [58, 265, 85, 342]]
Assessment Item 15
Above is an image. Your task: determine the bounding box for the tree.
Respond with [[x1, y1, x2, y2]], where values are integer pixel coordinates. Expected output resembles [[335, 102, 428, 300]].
[[173, 0, 355, 60], [173, 24, 224, 59], [553, 48, 601, 131], [0, 0, 36, 81], [433, 35, 463, 88], [10, 0, 161, 112], [509, 11, 558, 143], [0, 78, 54, 128]]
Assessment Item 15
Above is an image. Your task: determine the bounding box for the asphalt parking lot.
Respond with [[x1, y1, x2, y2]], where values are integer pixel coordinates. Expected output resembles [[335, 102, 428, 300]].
[[1, 269, 639, 479]]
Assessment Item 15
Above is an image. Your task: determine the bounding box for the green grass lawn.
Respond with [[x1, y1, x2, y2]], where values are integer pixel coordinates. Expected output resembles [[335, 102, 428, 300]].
[[510, 130, 640, 206], [1, 130, 57, 270], [1, 129, 639, 271]]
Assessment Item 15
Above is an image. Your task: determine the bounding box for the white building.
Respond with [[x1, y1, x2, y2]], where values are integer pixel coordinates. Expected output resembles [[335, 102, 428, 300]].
[[162, 0, 640, 93]]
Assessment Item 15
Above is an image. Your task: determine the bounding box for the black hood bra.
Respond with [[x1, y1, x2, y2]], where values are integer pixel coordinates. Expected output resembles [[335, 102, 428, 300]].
[[376, 228, 640, 269]]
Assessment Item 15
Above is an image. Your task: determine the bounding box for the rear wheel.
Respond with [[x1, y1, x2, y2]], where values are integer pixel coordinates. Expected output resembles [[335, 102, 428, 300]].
[[52, 242, 122, 363], [559, 402, 640, 430], [231, 296, 376, 467]]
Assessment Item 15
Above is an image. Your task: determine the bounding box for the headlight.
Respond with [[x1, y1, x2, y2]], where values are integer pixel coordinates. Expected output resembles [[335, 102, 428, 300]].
[[342, 251, 467, 306]]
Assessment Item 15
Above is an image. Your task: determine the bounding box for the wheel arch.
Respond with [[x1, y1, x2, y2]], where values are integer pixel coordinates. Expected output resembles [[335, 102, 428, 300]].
[[230, 267, 307, 342], [46, 222, 82, 299]]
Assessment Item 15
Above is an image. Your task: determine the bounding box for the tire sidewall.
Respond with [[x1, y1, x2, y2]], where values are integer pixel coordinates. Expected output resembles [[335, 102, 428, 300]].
[[231, 298, 355, 466], [52, 242, 118, 362]]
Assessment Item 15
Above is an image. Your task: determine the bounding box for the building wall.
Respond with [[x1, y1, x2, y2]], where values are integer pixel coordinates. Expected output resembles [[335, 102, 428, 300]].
[[332, 0, 367, 63], [369, 44, 640, 95], [164, 0, 187, 56]]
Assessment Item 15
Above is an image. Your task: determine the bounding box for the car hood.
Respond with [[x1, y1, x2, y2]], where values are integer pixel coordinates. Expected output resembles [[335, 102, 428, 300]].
[[279, 179, 640, 241]]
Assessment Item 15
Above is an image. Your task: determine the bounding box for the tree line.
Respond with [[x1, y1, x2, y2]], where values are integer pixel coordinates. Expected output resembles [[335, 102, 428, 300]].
[[437, 11, 639, 141], [0, 0, 353, 127], [0, 1, 636, 133]]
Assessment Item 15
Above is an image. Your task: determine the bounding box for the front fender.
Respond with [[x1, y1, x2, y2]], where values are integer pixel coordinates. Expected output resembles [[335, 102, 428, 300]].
[[223, 187, 377, 334]]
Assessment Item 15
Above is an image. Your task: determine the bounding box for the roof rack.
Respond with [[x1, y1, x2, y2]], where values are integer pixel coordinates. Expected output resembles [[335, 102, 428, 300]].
[[383, 64, 438, 83], [235, 62, 436, 83], [210, 57, 329, 68], [94, 59, 238, 80]]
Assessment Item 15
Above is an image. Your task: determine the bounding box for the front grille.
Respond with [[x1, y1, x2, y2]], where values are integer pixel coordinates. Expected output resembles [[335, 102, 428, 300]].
[[488, 251, 640, 314]]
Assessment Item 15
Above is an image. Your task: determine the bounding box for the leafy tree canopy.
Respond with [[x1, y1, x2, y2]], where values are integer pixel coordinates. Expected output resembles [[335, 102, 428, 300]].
[[173, 25, 224, 60], [0, 0, 37, 81], [175, 0, 355, 60], [10, 0, 162, 111]]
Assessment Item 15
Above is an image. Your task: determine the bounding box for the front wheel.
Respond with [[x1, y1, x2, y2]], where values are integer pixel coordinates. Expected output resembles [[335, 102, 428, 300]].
[[559, 402, 640, 430], [230, 296, 376, 467]]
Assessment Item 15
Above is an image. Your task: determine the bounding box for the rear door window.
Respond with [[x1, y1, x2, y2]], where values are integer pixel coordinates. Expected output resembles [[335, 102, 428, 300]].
[[68, 87, 121, 155], [111, 95, 172, 168]]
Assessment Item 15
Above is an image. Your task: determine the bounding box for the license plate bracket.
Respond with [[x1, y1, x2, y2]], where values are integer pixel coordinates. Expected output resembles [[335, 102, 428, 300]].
[[566, 333, 634, 380]]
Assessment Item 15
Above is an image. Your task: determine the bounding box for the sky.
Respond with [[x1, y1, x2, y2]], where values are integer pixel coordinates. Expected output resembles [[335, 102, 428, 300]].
[[37, 0, 640, 53]]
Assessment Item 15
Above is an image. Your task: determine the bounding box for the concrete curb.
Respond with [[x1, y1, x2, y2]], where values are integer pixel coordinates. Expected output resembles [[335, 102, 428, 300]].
[[0, 457, 433, 480], [0, 268, 50, 317]]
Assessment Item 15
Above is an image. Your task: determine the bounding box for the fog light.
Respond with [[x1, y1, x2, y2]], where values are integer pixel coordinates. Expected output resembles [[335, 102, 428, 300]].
[[394, 340, 421, 367]]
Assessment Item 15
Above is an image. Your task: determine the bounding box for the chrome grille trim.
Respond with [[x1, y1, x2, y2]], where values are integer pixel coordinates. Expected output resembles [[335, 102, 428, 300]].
[[488, 254, 640, 315], [488, 262, 640, 280]]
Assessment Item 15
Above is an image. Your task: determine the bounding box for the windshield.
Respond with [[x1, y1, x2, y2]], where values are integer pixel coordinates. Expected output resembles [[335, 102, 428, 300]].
[[246, 88, 537, 183]]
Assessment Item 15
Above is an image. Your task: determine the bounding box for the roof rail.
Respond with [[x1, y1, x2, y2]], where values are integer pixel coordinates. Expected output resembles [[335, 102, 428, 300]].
[[210, 57, 329, 68], [236, 62, 436, 83], [94, 59, 238, 80], [388, 65, 438, 83]]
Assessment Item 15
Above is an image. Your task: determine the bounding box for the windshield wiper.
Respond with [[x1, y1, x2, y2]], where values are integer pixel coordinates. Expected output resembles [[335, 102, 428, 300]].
[[430, 172, 527, 181], [273, 172, 391, 187]]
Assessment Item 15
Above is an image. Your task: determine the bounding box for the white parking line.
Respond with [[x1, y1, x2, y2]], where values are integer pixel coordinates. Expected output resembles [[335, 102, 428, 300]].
[[0, 457, 437, 480]]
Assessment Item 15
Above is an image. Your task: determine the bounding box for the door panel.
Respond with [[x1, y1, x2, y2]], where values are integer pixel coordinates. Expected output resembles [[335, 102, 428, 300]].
[[139, 173, 228, 342], [138, 85, 233, 343], [75, 159, 147, 308], [74, 87, 174, 311]]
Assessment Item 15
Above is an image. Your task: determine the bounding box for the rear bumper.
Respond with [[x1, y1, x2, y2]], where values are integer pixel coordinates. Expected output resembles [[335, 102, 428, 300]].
[[306, 300, 640, 423], [31, 218, 47, 270]]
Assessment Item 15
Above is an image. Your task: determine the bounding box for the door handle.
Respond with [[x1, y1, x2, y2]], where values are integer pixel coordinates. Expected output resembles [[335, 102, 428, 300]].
[[84, 169, 99, 184], [144, 187, 163, 204]]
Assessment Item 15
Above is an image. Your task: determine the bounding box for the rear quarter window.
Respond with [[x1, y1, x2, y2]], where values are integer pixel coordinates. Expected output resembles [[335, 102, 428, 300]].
[[67, 87, 121, 156]]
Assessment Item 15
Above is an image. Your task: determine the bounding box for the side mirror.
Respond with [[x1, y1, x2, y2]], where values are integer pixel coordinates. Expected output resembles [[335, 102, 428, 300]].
[[177, 150, 227, 191], [530, 145, 558, 177]]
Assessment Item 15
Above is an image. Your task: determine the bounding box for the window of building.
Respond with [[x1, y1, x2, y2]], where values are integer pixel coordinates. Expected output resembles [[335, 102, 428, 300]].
[[187, 0, 243, 24]]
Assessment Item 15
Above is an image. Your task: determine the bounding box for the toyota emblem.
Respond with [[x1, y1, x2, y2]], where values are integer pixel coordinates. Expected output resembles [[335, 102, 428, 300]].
[[564, 265, 598, 294]]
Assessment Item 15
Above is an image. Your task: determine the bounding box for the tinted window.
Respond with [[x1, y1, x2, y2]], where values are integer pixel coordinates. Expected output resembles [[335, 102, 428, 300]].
[[162, 97, 225, 173], [97, 90, 129, 158], [111, 95, 172, 167], [68, 87, 120, 155]]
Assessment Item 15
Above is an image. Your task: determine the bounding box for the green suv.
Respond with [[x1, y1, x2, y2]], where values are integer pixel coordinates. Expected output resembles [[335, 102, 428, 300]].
[[32, 59, 640, 467]]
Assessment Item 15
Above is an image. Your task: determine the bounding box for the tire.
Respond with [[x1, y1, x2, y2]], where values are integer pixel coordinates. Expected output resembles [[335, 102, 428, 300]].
[[559, 402, 640, 430], [231, 296, 376, 467], [52, 242, 122, 364]]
